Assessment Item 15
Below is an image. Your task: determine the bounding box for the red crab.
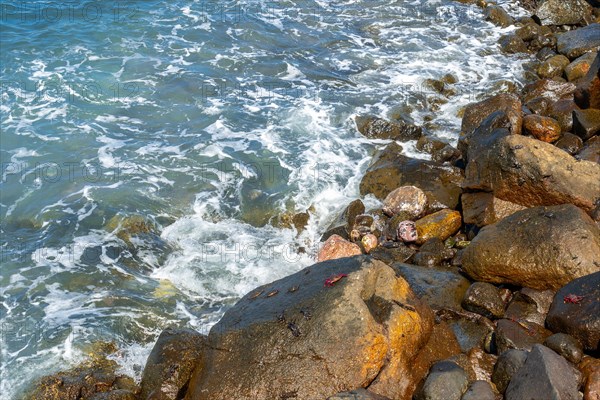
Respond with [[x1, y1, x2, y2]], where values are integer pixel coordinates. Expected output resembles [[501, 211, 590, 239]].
[[324, 273, 348, 287], [563, 294, 584, 304]]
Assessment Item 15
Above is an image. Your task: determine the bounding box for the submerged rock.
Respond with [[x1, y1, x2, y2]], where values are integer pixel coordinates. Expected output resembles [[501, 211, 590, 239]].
[[484, 5, 513, 27], [355, 115, 422, 141], [186, 256, 434, 400], [462, 204, 600, 290], [546, 271, 600, 351]]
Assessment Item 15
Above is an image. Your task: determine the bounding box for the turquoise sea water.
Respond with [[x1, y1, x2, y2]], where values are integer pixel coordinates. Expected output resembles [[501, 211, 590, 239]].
[[0, 0, 528, 396]]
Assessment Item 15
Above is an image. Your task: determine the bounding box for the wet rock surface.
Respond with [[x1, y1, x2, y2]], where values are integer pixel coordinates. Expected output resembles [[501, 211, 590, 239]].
[[534, 0, 592, 26], [546, 271, 600, 351], [544, 333, 584, 364], [461, 282, 505, 320], [505, 344, 581, 400], [355, 115, 422, 141], [140, 328, 206, 400], [186, 256, 434, 400], [359, 142, 464, 210], [462, 204, 600, 290], [461, 93, 522, 136], [495, 318, 552, 354], [460, 380, 496, 400], [414, 361, 468, 400], [461, 192, 526, 227], [492, 349, 529, 394]]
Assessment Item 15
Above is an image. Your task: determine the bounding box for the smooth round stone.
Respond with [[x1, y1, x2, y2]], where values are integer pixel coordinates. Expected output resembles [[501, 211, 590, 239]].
[[544, 333, 584, 364], [382, 185, 428, 218]]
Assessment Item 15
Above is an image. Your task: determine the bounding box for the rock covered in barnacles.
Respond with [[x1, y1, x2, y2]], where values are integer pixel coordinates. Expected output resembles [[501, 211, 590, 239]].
[[397, 220, 418, 243], [382, 185, 428, 218], [361, 234, 378, 254]]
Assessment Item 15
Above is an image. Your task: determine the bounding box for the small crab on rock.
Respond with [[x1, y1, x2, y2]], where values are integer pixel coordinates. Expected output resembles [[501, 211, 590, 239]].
[[324, 273, 348, 287]]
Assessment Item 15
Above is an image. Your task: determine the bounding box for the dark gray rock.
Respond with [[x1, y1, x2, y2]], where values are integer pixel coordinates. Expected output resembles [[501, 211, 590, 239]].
[[461, 380, 496, 400], [544, 333, 584, 364], [504, 288, 555, 326], [505, 344, 581, 400], [577, 135, 600, 163], [140, 327, 206, 400], [535, 0, 592, 26], [546, 271, 600, 351], [415, 361, 468, 400], [557, 23, 600, 59], [461, 282, 505, 320], [495, 318, 552, 355], [499, 34, 529, 54], [492, 349, 529, 394]]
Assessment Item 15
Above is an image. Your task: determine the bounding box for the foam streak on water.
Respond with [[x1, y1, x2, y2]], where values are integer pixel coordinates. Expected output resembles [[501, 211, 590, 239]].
[[1, 0, 529, 397]]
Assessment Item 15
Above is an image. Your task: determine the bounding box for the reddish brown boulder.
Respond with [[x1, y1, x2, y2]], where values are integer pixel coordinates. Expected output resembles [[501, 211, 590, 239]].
[[461, 192, 526, 227], [461, 93, 522, 136], [318, 234, 362, 262]]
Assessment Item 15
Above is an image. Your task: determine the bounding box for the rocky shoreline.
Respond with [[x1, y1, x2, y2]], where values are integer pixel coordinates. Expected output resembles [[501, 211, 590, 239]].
[[25, 1, 600, 399]]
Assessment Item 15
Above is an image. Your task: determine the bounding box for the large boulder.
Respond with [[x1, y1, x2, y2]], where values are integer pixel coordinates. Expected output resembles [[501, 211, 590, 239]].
[[534, 0, 592, 26], [186, 256, 434, 400], [557, 23, 600, 59], [359, 142, 464, 210], [546, 271, 600, 351], [462, 204, 600, 290], [505, 344, 581, 400], [463, 133, 600, 213], [140, 328, 206, 400], [461, 93, 522, 136]]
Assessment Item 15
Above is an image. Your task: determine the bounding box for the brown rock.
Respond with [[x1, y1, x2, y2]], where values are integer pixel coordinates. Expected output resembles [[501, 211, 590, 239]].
[[495, 319, 553, 355], [186, 256, 434, 400], [565, 52, 598, 82], [359, 142, 464, 210], [414, 209, 462, 245], [546, 98, 579, 133], [499, 34, 529, 54], [461, 93, 522, 136], [579, 356, 600, 400], [555, 132, 584, 154], [573, 108, 600, 140], [537, 55, 570, 79], [522, 114, 562, 142], [462, 204, 600, 290], [355, 115, 422, 141], [463, 134, 600, 212], [461, 192, 526, 227], [575, 52, 600, 109], [318, 234, 362, 262], [141, 328, 206, 400], [484, 5, 514, 27]]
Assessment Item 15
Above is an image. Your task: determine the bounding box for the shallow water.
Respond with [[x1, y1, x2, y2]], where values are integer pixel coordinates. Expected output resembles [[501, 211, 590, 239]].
[[1, 0, 529, 396]]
